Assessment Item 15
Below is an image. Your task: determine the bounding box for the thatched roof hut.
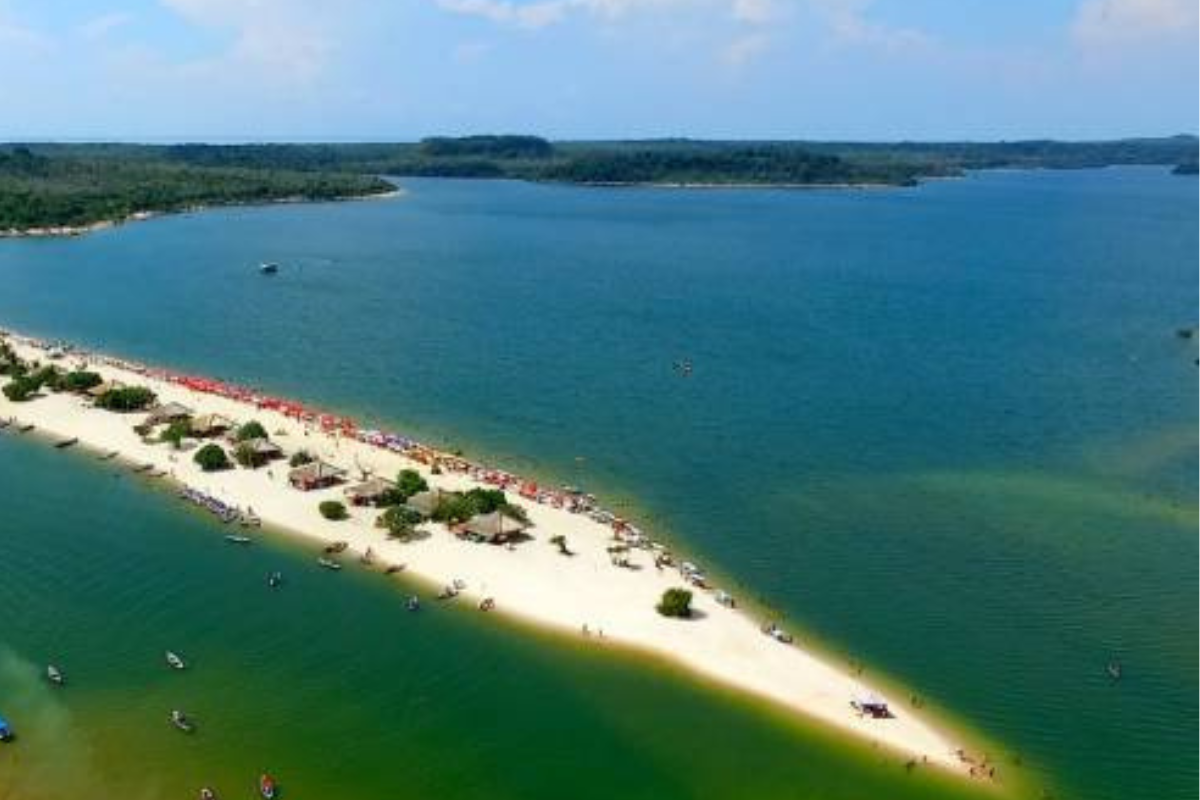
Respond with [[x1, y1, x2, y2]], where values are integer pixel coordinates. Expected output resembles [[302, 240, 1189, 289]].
[[405, 489, 445, 517], [190, 413, 232, 437], [345, 476, 396, 506], [459, 511, 531, 544], [145, 401, 193, 425], [288, 460, 346, 491]]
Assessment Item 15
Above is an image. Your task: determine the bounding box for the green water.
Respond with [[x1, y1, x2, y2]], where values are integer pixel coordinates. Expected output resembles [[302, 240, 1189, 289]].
[[0, 435, 992, 800], [0, 166, 1196, 798]]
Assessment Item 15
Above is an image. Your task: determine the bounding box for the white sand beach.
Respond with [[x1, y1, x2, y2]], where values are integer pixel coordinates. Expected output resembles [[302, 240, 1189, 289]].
[[0, 332, 982, 777]]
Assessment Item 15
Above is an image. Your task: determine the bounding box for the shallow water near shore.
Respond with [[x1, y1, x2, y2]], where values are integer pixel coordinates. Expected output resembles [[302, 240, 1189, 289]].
[[0, 167, 1196, 799]]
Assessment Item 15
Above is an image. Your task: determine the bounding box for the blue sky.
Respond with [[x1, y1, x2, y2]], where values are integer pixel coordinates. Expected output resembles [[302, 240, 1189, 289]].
[[1, 0, 1196, 140]]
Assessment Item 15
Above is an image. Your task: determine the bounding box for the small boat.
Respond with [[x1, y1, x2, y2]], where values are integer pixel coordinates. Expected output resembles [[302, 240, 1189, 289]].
[[0, 714, 13, 742], [324, 541, 348, 554], [359, 547, 375, 566], [478, 597, 496, 612], [17, 423, 34, 433], [406, 596, 420, 612], [199, 788, 217, 800], [54, 437, 78, 449], [384, 564, 405, 575], [1107, 661, 1123, 681], [259, 262, 279, 275], [267, 571, 283, 588], [715, 590, 736, 608], [46, 665, 65, 685], [259, 773, 278, 799], [761, 623, 793, 645], [170, 709, 194, 733], [165, 651, 187, 670], [317, 557, 342, 571], [225, 534, 253, 545], [436, 585, 458, 600]]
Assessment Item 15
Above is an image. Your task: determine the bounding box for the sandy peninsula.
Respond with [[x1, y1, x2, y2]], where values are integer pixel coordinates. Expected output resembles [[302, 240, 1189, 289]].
[[0, 330, 987, 778]]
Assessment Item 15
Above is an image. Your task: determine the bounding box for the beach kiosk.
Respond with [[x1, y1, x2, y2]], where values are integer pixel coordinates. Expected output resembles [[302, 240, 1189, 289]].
[[344, 476, 396, 507], [145, 401, 194, 426], [459, 511, 531, 545], [288, 460, 346, 491]]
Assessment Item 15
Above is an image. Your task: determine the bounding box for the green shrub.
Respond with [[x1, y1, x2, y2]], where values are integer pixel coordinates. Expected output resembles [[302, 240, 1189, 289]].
[[2, 377, 39, 402], [234, 441, 268, 468], [235, 420, 268, 442], [193, 443, 231, 472], [396, 468, 428, 499], [160, 418, 192, 449], [319, 500, 348, 521], [61, 371, 103, 392], [656, 588, 693, 619], [379, 505, 423, 540], [289, 450, 314, 468], [96, 386, 156, 411]]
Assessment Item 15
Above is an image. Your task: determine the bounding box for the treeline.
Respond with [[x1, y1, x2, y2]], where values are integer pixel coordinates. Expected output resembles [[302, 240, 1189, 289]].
[[0, 146, 392, 231], [3, 135, 1195, 230]]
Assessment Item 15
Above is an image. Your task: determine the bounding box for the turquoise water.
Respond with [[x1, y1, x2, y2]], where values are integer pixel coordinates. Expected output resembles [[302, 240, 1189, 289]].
[[0, 167, 1195, 799]]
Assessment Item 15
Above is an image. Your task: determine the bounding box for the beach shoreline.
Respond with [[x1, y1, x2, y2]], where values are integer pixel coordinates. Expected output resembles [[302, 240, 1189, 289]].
[[0, 328, 995, 781], [0, 187, 403, 240]]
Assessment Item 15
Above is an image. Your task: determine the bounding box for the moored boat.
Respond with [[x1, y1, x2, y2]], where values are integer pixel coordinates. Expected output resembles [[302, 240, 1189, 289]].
[[259, 773, 278, 799], [170, 709, 195, 733], [46, 664, 65, 685], [166, 650, 187, 670], [199, 788, 217, 800], [407, 595, 420, 611], [267, 571, 283, 588], [259, 262, 279, 275], [317, 557, 342, 571], [225, 534, 253, 545], [0, 714, 13, 742]]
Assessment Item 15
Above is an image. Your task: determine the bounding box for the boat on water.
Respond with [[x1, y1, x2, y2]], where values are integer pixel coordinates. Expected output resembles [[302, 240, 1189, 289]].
[[259, 262, 279, 275], [225, 534, 253, 545], [46, 664, 65, 685], [436, 585, 458, 600], [317, 557, 342, 571], [407, 595, 420, 611], [1107, 661, 1123, 681], [761, 622, 793, 645], [199, 788, 217, 800], [170, 709, 195, 733], [166, 651, 187, 670], [267, 571, 283, 588], [259, 773, 278, 799], [0, 714, 13, 742], [54, 437, 78, 449], [324, 541, 348, 554]]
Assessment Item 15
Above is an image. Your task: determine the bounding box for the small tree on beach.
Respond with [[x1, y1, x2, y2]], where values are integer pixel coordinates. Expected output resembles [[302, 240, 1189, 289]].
[[379, 505, 423, 540], [235, 420, 268, 442], [319, 500, 349, 521], [161, 418, 192, 449], [395, 468, 428, 500], [96, 386, 156, 411], [193, 443, 231, 472], [289, 450, 314, 468], [61, 371, 103, 393], [657, 588, 693, 619], [234, 441, 268, 468], [2, 377, 39, 402]]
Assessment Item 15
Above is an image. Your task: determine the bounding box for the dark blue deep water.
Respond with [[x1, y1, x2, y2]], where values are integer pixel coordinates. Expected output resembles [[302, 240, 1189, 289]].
[[0, 167, 1195, 799]]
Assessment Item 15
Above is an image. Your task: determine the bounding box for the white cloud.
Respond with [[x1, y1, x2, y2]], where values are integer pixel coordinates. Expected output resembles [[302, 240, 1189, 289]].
[[437, 0, 751, 31], [158, 0, 345, 82], [78, 12, 133, 41], [0, 4, 51, 53], [731, 0, 776, 25], [810, 0, 932, 52], [1072, 0, 1197, 47], [721, 31, 769, 65]]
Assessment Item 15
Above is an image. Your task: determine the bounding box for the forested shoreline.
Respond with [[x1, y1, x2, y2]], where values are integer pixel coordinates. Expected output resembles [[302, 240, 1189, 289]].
[[2, 135, 1195, 232]]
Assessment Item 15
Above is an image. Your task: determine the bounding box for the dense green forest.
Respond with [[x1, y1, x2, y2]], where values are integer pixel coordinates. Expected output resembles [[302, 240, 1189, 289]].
[[2, 134, 1195, 231], [0, 146, 391, 231]]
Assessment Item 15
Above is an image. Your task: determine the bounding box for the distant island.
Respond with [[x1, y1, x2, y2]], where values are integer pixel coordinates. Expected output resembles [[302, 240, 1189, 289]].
[[2, 134, 1197, 233]]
